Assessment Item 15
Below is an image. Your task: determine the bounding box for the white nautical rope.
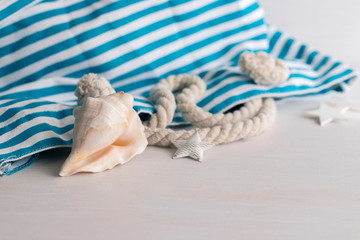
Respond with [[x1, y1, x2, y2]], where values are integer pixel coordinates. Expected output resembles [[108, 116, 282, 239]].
[[76, 73, 277, 147], [143, 74, 276, 146]]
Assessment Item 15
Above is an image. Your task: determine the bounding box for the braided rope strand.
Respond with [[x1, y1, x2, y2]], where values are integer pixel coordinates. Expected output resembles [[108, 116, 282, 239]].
[[144, 74, 276, 146], [75, 73, 276, 147], [145, 98, 276, 146]]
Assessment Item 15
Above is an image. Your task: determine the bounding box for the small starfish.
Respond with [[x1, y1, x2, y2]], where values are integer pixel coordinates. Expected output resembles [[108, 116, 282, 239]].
[[172, 131, 215, 162], [305, 103, 349, 126], [328, 98, 360, 112]]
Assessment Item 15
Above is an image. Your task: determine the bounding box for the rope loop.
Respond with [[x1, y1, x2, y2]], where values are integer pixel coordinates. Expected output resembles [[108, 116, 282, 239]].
[[144, 74, 276, 146]]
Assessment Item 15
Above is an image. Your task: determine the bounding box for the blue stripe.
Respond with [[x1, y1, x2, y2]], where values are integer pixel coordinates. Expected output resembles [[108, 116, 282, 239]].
[[289, 62, 341, 81], [113, 33, 267, 93], [0, 101, 58, 123], [173, 116, 187, 123], [3, 0, 254, 89], [203, 69, 228, 81], [0, 122, 73, 149], [295, 44, 306, 59], [268, 31, 281, 53], [199, 80, 249, 109], [0, 0, 357, 175], [306, 51, 318, 65], [0, 0, 33, 22], [134, 98, 153, 105], [0, 109, 73, 137], [0, 85, 75, 99], [0, 0, 98, 38], [199, 62, 346, 108], [314, 56, 330, 71], [0, 1, 143, 59], [207, 72, 250, 90], [0, 0, 222, 90], [273, 88, 333, 101], [278, 38, 294, 59], [2, 153, 38, 176], [66, 3, 262, 79], [133, 106, 155, 113], [0, 99, 25, 108], [208, 69, 355, 113], [0, 137, 72, 160]]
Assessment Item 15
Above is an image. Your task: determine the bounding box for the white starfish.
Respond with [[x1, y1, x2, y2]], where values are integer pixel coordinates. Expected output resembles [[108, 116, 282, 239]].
[[172, 131, 215, 162], [328, 98, 360, 112], [343, 111, 360, 119], [305, 103, 349, 126]]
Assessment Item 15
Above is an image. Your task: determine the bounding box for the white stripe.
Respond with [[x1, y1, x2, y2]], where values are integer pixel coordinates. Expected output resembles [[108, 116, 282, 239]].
[[40, 93, 78, 105], [283, 39, 301, 60], [3, 0, 215, 85], [290, 64, 348, 86], [207, 71, 356, 113], [202, 70, 220, 82], [110, 10, 265, 89], [190, 38, 268, 74], [117, 39, 267, 97], [204, 57, 345, 103], [121, 37, 267, 95], [128, 6, 264, 73], [0, 99, 17, 105], [0, 1, 155, 71], [0, 114, 74, 145], [0, 0, 42, 28], [0, 0, 84, 42], [0, 77, 76, 96], [288, 57, 337, 77], [238, 0, 258, 8], [309, 53, 324, 68], [0, 0, 17, 12], [286, 60, 314, 70], [267, 72, 356, 103], [204, 63, 350, 111], [0, 128, 73, 155], [270, 34, 288, 57], [39, 0, 236, 80], [0, 103, 73, 128], [133, 102, 154, 109], [298, 46, 315, 62], [0, 98, 48, 110]]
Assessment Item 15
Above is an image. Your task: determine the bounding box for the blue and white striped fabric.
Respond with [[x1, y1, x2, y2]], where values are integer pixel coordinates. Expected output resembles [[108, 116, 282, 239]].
[[0, 0, 357, 175]]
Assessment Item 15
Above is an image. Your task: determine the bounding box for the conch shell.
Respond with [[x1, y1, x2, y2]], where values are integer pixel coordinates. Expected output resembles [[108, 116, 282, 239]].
[[59, 92, 148, 176]]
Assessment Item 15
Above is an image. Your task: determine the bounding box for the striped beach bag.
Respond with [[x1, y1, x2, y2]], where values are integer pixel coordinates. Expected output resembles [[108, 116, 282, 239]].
[[0, 0, 357, 175]]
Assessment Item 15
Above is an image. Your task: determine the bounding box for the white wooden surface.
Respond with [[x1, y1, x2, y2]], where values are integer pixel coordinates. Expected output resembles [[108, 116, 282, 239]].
[[1, 1, 360, 239]]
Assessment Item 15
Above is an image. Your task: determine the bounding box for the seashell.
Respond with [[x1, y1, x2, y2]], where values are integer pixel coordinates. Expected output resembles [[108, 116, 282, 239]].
[[59, 92, 148, 176]]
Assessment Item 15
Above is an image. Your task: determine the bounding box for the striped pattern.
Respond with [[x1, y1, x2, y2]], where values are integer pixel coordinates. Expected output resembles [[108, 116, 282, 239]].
[[0, 0, 357, 175]]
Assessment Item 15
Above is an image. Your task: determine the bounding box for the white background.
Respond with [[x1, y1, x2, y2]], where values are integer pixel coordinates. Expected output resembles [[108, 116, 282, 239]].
[[1, 1, 360, 239]]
